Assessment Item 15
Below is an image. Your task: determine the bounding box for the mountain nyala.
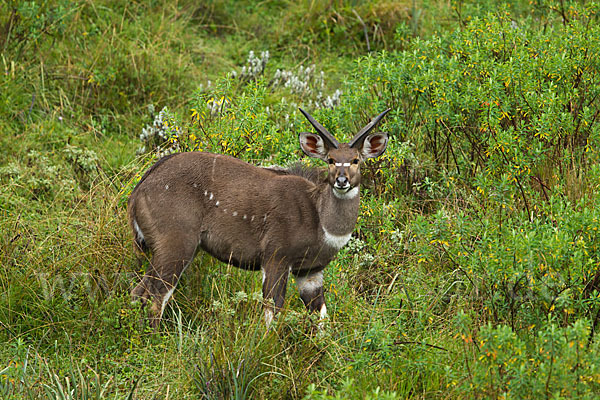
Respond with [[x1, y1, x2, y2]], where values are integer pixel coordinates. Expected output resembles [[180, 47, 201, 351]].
[[128, 108, 390, 328]]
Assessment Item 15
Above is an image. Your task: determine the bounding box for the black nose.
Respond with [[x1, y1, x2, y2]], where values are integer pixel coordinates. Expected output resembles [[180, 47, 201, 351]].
[[336, 176, 349, 187]]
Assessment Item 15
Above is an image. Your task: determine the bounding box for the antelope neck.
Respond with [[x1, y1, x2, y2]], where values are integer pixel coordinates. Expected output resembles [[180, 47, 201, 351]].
[[319, 184, 360, 237]]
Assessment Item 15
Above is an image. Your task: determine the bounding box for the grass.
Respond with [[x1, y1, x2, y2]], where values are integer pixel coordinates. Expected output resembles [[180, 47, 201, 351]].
[[3, 0, 600, 398]]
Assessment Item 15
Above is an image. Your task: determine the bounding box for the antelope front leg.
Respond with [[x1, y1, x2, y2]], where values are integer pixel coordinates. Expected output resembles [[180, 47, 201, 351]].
[[295, 269, 327, 322], [261, 260, 289, 327]]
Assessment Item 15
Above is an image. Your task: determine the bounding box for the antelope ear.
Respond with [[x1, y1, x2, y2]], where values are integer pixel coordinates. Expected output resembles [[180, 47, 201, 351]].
[[299, 132, 328, 160], [360, 132, 388, 159]]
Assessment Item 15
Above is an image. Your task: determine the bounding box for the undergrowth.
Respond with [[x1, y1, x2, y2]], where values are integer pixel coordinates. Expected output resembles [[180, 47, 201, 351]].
[[2, 0, 600, 398]]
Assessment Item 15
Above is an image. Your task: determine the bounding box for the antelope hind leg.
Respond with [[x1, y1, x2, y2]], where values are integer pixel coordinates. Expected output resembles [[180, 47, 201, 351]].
[[134, 238, 197, 329], [261, 260, 290, 327]]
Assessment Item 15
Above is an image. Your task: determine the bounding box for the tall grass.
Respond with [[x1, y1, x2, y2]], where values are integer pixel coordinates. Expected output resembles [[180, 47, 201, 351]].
[[4, 0, 600, 398]]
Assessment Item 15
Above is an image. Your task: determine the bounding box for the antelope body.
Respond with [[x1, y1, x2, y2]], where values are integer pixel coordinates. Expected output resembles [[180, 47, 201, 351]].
[[129, 108, 390, 327]]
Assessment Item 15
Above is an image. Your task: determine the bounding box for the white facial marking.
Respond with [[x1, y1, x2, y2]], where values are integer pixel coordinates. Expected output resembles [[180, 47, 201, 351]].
[[209, 192, 214, 200], [333, 186, 359, 200], [296, 271, 323, 295], [165, 184, 169, 190], [334, 162, 351, 167], [264, 308, 274, 327], [233, 211, 238, 217], [322, 226, 352, 250]]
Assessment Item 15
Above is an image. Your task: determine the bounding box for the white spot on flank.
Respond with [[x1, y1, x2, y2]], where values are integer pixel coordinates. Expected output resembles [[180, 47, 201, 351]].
[[322, 227, 352, 250], [296, 271, 323, 295], [232, 211, 238, 217], [209, 192, 214, 200], [333, 186, 359, 200]]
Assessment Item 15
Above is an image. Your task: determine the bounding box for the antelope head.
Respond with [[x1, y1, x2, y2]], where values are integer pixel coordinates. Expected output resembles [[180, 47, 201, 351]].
[[298, 108, 390, 198]]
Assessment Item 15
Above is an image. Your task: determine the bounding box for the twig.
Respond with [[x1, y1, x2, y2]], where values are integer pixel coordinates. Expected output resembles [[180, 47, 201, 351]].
[[531, 175, 550, 202], [352, 9, 370, 52], [440, 244, 475, 287], [0, 320, 16, 338], [27, 93, 35, 121], [394, 340, 447, 351]]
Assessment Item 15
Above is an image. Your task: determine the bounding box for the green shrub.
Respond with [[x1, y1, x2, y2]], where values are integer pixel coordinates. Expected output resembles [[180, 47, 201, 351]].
[[460, 319, 600, 399], [5, 0, 600, 398], [304, 378, 401, 400], [342, 3, 600, 207]]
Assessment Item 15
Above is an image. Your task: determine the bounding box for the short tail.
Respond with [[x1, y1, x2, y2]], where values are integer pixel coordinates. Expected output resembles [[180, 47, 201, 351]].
[[127, 197, 149, 255]]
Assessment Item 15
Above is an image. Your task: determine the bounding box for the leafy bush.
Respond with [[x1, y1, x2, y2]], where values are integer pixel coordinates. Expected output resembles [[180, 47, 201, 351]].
[[343, 3, 600, 207], [463, 319, 600, 399], [304, 378, 401, 400], [321, 3, 600, 397], [5, 0, 600, 399]]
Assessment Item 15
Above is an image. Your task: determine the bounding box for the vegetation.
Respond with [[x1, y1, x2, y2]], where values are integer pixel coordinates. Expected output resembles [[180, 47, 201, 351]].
[[2, 0, 600, 398]]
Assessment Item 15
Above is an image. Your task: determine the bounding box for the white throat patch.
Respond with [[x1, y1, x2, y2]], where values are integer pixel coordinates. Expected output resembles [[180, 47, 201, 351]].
[[322, 226, 352, 250], [333, 186, 359, 200]]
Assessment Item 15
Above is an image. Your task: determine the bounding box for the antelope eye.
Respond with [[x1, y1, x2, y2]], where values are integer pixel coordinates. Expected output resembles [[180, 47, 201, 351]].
[[327, 158, 335, 165], [352, 159, 360, 165]]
